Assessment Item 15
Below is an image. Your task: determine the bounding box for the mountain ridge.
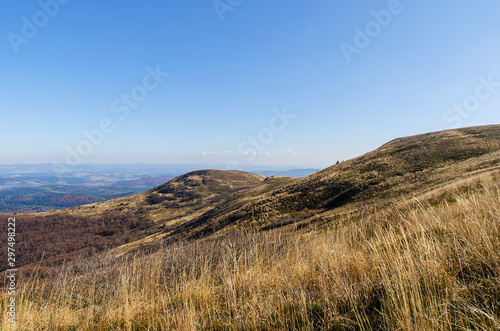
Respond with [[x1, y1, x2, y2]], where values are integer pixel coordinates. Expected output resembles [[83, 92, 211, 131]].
[[24, 124, 500, 261]]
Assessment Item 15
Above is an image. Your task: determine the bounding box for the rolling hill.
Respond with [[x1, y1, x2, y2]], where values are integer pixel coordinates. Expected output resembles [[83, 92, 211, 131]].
[[24, 124, 497, 255], [2, 124, 500, 330], [178, 125, 500, 237]]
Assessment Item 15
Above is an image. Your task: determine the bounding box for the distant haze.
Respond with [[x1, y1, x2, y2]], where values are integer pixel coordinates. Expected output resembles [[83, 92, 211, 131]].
[[1, 1, 500, 166]]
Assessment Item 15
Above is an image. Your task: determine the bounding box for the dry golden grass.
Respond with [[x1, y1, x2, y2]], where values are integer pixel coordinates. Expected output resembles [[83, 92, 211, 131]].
[[2, 184, 500, 330]]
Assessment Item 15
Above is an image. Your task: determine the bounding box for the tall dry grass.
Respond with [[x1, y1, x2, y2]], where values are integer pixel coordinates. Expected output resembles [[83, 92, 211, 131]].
[[2, 185, 500, 330]]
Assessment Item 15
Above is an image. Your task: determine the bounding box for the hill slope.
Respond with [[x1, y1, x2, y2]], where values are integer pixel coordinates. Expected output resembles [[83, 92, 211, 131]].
[[50, 169, 266, 220], [5, 132, 500, 330], [169, 125, 500, 239], [26, 124, 500, 259]]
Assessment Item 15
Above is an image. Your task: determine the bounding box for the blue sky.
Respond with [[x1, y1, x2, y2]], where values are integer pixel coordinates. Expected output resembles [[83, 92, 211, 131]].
[[1, 1, 500, 168]]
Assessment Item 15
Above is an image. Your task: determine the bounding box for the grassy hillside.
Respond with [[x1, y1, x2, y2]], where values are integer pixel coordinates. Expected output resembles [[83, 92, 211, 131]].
[[10, 125, 500, 268], [47, 169, 265, 220], [2, 125, 500, 330], [2, 170, 267, 272], [167, 125, 500, 239], [4, 177, 499, 330]]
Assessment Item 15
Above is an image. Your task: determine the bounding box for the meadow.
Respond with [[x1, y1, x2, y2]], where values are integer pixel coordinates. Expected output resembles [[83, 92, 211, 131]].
[[3, 184, 499, 330]]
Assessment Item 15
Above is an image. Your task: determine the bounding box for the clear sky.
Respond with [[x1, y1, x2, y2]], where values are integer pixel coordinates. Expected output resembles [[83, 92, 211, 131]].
[[1, 0, 500, 168]]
